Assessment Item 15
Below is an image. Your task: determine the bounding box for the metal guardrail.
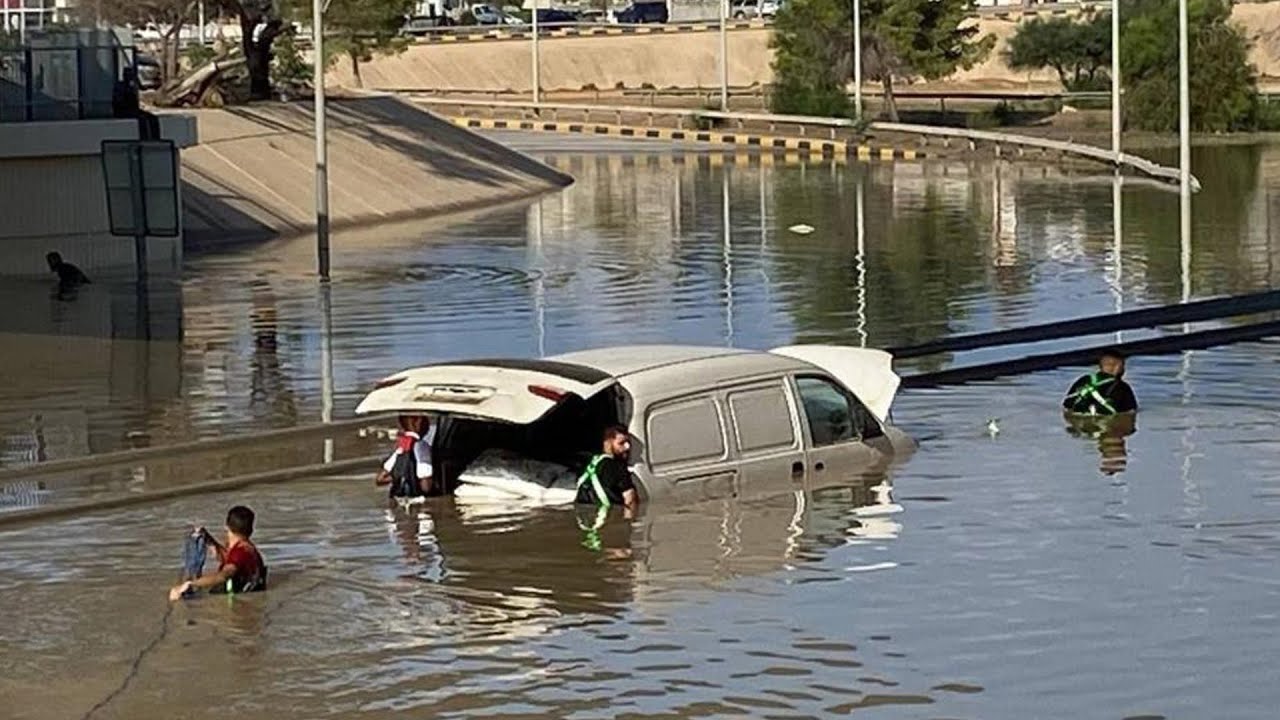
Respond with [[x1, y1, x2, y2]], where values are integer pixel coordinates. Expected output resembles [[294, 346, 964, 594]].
[[890, 289, 1280, 358], [975, 0, 1110, 17], [872, 121, 1200, 190], [0, 414, 389, 483], [408, 95, 1200, 189], [404, 85, 1113, 108], [291, 19, 768, 49]]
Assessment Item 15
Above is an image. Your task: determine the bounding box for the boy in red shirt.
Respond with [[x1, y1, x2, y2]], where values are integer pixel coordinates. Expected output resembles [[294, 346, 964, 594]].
[[169, 505, 268, 601]]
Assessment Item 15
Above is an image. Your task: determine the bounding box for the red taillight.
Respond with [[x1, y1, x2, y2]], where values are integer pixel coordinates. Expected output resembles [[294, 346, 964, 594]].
[[375, 376, 408, 390], [528, 384, 567, 402]]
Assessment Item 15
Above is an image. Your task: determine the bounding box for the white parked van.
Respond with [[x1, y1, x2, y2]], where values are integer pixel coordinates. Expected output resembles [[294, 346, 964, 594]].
[[356, 345, 914, 502]]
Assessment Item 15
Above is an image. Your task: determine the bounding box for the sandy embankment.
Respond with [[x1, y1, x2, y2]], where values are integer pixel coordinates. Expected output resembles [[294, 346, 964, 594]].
[[335, 3, 1280, 94], [326, 28, 773, 93], [181, 95, 571, 247]]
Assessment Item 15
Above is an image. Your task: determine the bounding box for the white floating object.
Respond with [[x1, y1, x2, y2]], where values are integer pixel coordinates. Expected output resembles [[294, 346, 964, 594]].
[[844, 561, 899, 573], [986, 418, 1001, 437], [788, 223, 815, 235]]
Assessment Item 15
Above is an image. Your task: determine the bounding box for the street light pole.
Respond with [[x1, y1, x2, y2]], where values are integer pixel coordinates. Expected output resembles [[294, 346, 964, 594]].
[[1178, 0, 1190, 281], [532, 1, 540, 104], [313, 0, 330, 279], [319, 282, 334, 464], [719, 0, 728, 111], [1110, 0, 1120, 161], [853, 0, 862, 120]]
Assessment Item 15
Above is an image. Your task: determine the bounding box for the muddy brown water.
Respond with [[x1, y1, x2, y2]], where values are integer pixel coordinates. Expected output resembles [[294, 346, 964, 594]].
[[2, 144, 1280, 718]]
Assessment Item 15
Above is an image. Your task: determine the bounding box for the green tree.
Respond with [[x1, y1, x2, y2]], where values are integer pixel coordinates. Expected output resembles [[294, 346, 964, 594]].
[[1121, 0, 1258, 132], [769, 0, 852, 117], [89, 0, 195, 83], [321, 0, 415, 88], [770, 0, 992, 121], [271, 31, 312, 89], [1005, 13, 1112, 91], [859, 0, 995, 121]]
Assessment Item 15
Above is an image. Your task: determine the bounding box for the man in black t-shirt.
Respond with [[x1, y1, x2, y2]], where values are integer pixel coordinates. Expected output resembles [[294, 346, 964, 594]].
[[575, 425, 639, 511], [1063, 349, 1139, 416]]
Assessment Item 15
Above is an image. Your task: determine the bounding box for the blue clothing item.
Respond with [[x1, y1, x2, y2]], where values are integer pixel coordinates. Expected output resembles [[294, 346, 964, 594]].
[[181, 531, 207, 582]]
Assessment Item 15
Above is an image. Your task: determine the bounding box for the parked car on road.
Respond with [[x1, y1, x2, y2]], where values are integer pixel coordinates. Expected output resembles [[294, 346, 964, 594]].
[[760, 0, 779, 16], [730, 0, 761, 18], [356, 345, 914, 503], [535, 7, 581, 23], [400, 14, 450, 35], [614, 0, 669, 23], [470, 4, 506, 24]]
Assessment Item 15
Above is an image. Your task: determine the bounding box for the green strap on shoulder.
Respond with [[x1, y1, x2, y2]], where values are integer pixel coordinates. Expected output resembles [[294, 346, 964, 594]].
[[1067, 372, 1118, 415], [577, 454, 612, 509]]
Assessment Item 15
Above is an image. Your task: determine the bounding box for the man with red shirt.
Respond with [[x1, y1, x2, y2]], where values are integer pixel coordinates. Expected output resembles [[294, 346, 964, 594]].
[[169, 505, 268, 600]]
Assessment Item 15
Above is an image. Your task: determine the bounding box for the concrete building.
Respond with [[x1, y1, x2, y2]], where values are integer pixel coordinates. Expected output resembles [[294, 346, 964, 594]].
[[0, 27, 197, 278], [1, 0, 75, 37]]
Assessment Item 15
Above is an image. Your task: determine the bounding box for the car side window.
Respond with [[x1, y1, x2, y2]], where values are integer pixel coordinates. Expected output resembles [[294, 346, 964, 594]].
[[795, 376, 883, 446], [647, 394, 728, 473], [727, 383, 796, 454]]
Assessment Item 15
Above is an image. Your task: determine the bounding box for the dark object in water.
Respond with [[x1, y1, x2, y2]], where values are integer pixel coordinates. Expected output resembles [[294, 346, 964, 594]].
[[179, 531, 207, 598], [46, 251, 91, 287]]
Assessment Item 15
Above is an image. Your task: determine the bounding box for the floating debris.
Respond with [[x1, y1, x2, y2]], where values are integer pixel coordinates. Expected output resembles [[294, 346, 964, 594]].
[[788, 224, 815, 235], [985, 418, 1001, 438]]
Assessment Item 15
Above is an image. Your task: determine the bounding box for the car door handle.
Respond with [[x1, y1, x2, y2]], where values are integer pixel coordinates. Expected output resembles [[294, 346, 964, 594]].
[[814, 461, 825, 472], [791, 461, 804, 477]]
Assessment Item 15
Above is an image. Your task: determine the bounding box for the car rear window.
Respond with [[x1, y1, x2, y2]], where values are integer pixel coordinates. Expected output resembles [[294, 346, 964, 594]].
[[647, 395, 727, 470]]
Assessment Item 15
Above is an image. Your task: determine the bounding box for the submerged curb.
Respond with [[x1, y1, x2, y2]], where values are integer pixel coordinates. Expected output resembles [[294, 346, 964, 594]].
[[452, 116, 925, 161]]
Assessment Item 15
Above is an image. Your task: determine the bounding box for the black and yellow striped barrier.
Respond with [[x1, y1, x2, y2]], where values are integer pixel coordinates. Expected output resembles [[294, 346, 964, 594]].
[[453, 116, 924, 161], [414, 20, 767, 45]]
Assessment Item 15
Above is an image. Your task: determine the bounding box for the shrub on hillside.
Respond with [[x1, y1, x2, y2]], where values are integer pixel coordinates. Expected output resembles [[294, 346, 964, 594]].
[[1121, 0, 1259, 132]]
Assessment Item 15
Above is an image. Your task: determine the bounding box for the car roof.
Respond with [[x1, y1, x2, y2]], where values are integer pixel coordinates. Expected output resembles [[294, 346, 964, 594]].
[[358, 345, 901, 422], [548, 345, 762, 379]]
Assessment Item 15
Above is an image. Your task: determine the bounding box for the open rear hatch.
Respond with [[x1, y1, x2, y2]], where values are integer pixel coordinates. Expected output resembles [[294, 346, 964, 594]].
[[355, 358, 618, 425], [769, 345, 900, 422]]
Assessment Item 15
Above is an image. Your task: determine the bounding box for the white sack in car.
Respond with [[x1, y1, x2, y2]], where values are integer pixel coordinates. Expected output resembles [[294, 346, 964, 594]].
[[456, 449, 578, 505]]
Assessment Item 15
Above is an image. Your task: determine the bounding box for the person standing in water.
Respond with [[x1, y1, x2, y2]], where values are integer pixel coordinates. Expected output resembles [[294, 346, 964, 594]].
[[376, 414, 436, 500], [1063, 349, 1138, 416], [576, 425, 639, 512]]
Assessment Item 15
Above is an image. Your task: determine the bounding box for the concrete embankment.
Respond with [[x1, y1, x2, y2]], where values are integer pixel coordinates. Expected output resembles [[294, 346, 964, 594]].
[[336, 3, 1280, 94], [326, 29, 772, 94], [181, 95, 571, 247]]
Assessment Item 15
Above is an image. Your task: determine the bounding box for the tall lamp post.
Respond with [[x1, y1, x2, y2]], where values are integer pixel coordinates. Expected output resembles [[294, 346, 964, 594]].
[[313, 0, 330, 279], [719, 0, 729, 110], [532, 0, 540, 104], [1110, 0, 1120, 161], [853, 0, 862, 120], [1178, 0, 1191, 303]]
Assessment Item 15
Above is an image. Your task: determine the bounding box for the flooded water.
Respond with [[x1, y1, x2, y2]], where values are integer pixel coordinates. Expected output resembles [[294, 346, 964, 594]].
[[3, 142, 1280, 718]]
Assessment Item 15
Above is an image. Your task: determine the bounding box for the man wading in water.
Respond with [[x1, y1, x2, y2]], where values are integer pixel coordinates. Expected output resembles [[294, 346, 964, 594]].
[[575, 426, 640, 551], [1063, 349, 1139, 416]]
